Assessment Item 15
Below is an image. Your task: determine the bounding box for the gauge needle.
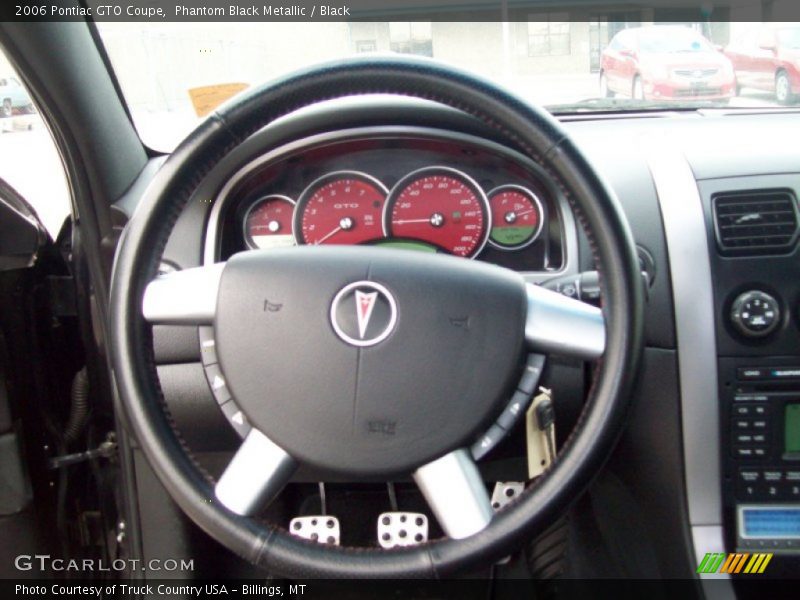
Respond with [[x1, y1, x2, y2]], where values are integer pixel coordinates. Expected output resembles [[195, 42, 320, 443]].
[[393, 218, 431, 224], [314, 226, 342, 245], [395, 213, 445, 227], [314, 217, 354, 245]]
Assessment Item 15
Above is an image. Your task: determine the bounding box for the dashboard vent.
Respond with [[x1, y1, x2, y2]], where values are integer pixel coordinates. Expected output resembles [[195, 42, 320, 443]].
[[712, 189, 799, 256]]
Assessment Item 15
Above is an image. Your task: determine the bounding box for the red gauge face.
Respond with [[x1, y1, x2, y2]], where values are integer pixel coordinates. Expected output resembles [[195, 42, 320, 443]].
[[295, 173, 387, 246], [243, 195, 296, 250], [384, 168, 490, 258], [488, 186, 544, 250]]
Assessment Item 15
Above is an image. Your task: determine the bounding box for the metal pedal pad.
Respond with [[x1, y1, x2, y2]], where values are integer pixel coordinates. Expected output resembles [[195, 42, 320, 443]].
[[288, 515, 340, 545], [377, 512, 428, 548], [491, 482, 525, 512]]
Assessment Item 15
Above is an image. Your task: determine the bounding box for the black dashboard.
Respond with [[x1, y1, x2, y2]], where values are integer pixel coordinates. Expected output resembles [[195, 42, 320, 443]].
[[133, 99, 800, 583]]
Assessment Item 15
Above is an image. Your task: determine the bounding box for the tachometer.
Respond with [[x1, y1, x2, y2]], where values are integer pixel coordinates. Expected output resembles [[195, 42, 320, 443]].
[[383, 167, 490, 258], [294, 171, 388, 246], [243, 194, 296, 250], [487, 185, 544, 250]]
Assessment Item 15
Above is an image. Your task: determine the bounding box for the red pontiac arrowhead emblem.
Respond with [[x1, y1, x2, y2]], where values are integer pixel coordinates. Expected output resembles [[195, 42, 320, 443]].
[[355, 290, 378, 339]]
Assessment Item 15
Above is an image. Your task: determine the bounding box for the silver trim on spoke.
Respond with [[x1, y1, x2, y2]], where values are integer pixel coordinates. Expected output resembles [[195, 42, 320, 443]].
[[142, 263, 225, 325], [215, 428, 297, 516], [524, 283, 605, 360], [413, 448, 493, 539]]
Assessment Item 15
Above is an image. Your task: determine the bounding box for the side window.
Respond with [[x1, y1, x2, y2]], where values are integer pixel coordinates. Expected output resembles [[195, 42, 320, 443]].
[[0, 48, 70, 238]]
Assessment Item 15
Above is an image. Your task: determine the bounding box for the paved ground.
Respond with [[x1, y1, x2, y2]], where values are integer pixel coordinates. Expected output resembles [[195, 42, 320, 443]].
[[0, 82, 784, 239]]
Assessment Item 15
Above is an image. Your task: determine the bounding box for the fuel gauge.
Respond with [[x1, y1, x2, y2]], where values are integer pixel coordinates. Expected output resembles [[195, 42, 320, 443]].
[[487, 185, 544, 251], [243, 194, 296, 250]]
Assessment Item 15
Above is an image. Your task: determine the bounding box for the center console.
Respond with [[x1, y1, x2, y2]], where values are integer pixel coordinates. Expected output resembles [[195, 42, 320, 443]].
[[698, 173, 800, 573]]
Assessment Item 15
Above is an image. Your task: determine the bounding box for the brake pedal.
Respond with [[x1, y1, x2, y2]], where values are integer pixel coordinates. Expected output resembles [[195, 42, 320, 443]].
[[377, 512, 428, 548], [491, 482, 525, 511], [289, 515, 340, 545]]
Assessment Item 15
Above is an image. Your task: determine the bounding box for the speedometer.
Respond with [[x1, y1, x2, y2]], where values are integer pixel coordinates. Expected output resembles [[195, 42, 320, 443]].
[[383, 167, 490, 258], [294, 171, 388, 246]]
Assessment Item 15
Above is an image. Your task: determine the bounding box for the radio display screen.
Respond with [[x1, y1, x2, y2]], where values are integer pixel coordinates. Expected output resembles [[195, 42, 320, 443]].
[[787, 404, 800, 454]]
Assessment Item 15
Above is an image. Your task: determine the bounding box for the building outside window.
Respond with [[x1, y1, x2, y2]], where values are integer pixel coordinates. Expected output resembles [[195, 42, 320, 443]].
[[389, 22, 433, 57], [528, 14, 571, 56]]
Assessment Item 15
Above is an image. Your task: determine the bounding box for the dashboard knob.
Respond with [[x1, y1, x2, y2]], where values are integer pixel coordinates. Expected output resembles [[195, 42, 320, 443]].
[[730, 291, 781, 337]]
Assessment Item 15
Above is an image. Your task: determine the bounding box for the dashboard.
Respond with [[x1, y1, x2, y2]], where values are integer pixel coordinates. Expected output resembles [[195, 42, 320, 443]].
[[137, 98, 800, 583], [206, 128, 570, 274]]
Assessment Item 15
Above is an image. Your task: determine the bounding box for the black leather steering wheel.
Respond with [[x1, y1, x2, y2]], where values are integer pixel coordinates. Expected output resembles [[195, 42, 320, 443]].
[[109, 56, 644, 577]]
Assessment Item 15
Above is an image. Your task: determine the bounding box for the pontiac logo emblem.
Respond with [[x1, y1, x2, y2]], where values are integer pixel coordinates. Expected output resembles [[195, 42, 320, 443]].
[[331, 281, 397, 347], [355, 290, 378, 339]]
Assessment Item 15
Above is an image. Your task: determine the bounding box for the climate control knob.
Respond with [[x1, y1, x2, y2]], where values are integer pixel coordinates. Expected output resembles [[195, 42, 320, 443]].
[[730, 291, 781, 337]]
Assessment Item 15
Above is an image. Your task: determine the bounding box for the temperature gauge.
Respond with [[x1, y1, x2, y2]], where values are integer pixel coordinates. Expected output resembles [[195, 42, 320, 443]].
[[487, 185, 544, 251], [243, 195, 296, 250]]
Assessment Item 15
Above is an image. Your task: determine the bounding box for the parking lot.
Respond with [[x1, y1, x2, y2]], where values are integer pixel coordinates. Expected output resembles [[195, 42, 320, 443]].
[[0, 81, 784, 239]]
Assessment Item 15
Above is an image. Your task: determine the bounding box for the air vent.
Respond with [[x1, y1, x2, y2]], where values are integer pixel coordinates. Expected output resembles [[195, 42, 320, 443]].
[[712, 189, 799, 256]]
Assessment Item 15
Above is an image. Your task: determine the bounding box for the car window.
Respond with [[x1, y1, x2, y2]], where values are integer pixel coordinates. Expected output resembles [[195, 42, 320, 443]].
[[0, 50, 70, 238], [638, 29, 711, 53], [95, 20, 796, 152], [777, 26, 800, 49]]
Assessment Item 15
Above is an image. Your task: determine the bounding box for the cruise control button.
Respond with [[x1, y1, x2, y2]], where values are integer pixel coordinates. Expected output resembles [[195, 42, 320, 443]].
[[204, 364, 231, 405], [219, 400, 251, 438], [734, 405, 752, 417], [198, 326, 218, 366]]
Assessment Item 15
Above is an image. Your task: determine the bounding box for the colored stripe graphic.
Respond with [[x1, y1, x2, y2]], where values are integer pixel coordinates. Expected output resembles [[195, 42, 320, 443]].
[[698, 552, 773, 574]]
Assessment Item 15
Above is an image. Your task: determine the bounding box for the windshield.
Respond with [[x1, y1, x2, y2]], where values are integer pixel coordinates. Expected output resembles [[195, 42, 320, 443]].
[[778, 26, 800, 48], [96, 19, 797, 152], [638, 30, 713, 53]]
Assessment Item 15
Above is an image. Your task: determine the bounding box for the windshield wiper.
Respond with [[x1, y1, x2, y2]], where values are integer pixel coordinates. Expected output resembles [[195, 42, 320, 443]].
[[546, 97, 724, 114]]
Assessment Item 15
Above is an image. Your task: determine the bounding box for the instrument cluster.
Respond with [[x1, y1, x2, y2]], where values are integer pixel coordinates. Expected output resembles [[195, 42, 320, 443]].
[[214, 132, 565, 272], [242, 166, 545, 259]]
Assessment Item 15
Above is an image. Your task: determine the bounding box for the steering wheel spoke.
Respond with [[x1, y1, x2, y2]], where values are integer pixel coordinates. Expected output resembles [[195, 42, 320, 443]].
[[215, 428, 297, 516], [413, 448, 493, 540], [142, 263, 225, 325], [525, 282, 606, 360]]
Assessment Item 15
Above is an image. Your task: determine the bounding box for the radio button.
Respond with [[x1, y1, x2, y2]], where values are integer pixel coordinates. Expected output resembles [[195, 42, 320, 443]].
[[738, 470, 760, 482], [737, 367, 767, 380]]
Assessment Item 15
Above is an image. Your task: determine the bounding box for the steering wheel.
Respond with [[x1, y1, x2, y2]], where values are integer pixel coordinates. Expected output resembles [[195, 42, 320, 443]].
[[109, 56, 643, 577]]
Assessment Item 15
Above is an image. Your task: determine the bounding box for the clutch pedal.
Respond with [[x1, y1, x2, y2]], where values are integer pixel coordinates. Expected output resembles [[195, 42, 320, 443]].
[[377, 512, 428, 548], [289, 515, 340, 545]]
